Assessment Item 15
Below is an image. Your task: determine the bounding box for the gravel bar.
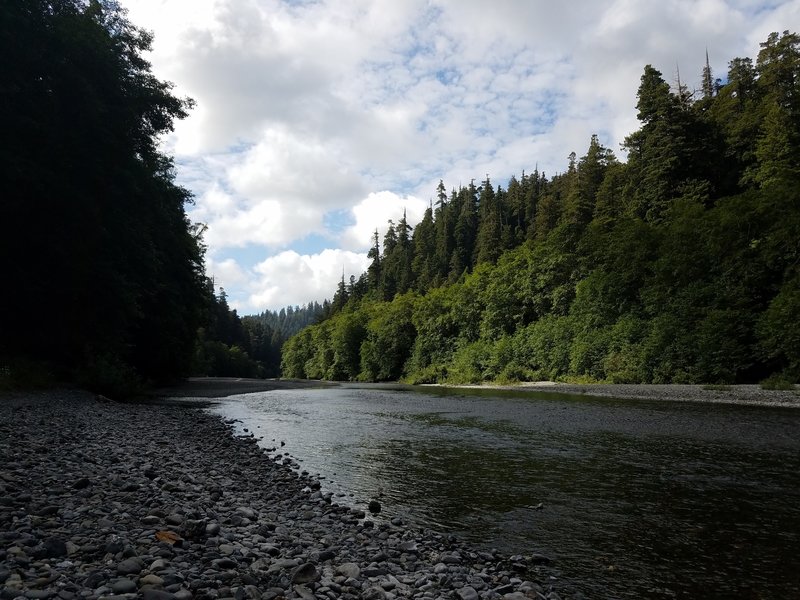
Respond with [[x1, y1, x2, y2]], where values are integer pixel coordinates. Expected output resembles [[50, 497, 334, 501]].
[[0, 390, 566, 600], [441, 382, 800, 408]]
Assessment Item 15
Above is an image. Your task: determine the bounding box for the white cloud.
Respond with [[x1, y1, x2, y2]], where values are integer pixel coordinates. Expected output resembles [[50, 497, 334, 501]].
[[227, 127, 364, 211], [118, 0, 800, 312], [247, 249, 372, 311], [341, 191, 429, 251], [206, 257, 249, 289]]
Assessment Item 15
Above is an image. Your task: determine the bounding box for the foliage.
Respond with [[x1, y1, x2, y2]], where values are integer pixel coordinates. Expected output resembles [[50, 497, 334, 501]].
[[760, 374, 797, 390], [1, 0, 207, 387], [282, 32, 800, 386]]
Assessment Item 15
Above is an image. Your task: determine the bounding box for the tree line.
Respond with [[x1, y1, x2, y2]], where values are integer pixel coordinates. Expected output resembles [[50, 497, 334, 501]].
[[1, 0, 210, 393], [282, 31, 800, 386], [193, 292, 324, 379], [0, 0, 314, 392]]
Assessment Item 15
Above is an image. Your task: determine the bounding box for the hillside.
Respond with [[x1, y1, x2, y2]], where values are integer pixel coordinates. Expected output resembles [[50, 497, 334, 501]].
[[281, 32, 800, 386]]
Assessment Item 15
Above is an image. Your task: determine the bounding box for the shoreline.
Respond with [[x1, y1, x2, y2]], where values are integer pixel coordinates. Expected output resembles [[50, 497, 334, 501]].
[[151, 378, 800, 408], [0, 390, 567, 600], [421, 381, 800, 408]]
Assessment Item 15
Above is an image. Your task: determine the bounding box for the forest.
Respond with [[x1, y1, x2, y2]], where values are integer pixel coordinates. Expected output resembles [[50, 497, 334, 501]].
[[0, 0, 308, 393], [2, 1, 797, 391], [282, 32, 800, 386]]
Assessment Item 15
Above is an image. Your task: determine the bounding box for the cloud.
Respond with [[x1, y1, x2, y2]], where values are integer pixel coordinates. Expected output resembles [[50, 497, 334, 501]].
[[247, 249, 372, 311], [206, 256, 249, 289], [341, 191, 429, 251], [119, 0, 799, 312]]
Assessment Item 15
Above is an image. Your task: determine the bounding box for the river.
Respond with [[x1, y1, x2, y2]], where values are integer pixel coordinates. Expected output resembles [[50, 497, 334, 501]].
[[207, 383, 800, 599]]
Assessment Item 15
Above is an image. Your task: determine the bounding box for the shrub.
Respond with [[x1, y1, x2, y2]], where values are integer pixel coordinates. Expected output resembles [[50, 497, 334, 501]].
[[760, 373, 796, 390]]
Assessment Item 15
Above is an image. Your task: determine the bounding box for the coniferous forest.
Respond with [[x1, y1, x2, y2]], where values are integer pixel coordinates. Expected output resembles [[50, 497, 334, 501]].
[[2, 1, 798, 391], [0, 0, 300, 395], [1, 0, 209, 391], [0, 0, 297, 392], [282, 32, 800, 386]]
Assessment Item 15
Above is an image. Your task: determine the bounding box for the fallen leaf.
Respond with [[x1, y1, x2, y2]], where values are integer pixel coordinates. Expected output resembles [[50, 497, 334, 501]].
[[155, 530, 182, 545]]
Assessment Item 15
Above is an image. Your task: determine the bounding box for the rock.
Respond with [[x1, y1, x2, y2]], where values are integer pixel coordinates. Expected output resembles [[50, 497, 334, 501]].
[[116, 558, 144, 575], [293, 584, 316, 600], [361, 567, 386, 577], [24, 590, 56, 599], [72, 477, 91, 489], [219, 544, 235, 555], [42, 537, 68, 558], [149, 559, 169, 571], [368, 500, 381, 514], [235, 507, 256, 520], [183, 519, 206, 539], [205, 523, 220, 536], [314, 549, 336, 563], [165, 514, 184, 526], [336, 563, 361, 579], [440, 553, 461, 564], [140, 574, 165, 586], [458, 587, 479, 600], [212, 558, 238, 569], [83, 571, 107, 588], [142, 591, 177, 600], [110, 579, 137, 594], [361, 586, 387, 600], [291, 563, 318, 584], [398, 541, 418, 553]]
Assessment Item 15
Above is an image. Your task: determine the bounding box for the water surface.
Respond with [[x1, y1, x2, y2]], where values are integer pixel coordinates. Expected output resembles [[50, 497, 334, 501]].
[[208, 384, 800, 599]]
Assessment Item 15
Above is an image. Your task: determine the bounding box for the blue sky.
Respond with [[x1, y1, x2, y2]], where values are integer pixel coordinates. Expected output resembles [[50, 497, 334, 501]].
[[120, 0, 799, 313]]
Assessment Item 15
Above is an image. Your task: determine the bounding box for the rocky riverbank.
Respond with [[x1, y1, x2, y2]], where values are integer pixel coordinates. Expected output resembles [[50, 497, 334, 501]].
[[0, 390, 567, 600], [439, 382, 800, 408]]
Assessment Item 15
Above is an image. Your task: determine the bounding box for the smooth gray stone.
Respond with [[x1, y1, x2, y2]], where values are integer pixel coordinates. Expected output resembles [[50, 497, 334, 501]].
[[142, 591, 177, 600], [291, 563, 318, 584], [110, 579, 136, 594], [458, 587, 479, 600], [116, 558, 144, 575], [361, 586, 387, 600], [336, 563, 361, 579], [293, 585, 316, 600]]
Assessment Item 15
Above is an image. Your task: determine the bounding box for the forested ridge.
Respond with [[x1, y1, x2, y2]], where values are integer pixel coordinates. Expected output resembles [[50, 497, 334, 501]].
[[282, 32, 800, 386], [0, 0, 209, 391], [0, 0, 322, 391]]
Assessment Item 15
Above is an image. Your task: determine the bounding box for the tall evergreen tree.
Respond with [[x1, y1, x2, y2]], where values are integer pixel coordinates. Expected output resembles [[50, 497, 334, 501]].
[[411, 205, 437, 291], [1, 0, 206, 386], [475, 177, 502, 264]]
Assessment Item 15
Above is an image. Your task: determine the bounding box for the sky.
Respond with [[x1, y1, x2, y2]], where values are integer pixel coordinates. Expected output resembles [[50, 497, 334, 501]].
[[118, 0, 799, 314]]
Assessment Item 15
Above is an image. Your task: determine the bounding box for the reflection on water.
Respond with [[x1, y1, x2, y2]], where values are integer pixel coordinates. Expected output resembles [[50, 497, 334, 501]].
[[208, 384, 800, 599]]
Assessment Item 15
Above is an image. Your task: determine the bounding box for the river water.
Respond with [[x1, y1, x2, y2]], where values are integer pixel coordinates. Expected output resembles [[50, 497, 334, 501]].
[[207, 384, 800, 599]]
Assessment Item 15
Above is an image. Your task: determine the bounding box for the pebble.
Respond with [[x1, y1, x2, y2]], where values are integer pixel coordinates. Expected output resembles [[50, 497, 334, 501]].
[[458, 586, 479, 600], [116, 558, 143, 575], [336, 563, 361, 579], [110, 579, 137, 594], [0, 391, 568, 600], [291, 563, 318, 584]]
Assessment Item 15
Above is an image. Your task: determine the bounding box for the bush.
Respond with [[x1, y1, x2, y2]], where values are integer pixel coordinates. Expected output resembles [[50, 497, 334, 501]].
[[403, 364, 448, 385], [760, 373, 796, 390], [75, 354, 144, 399], [0, 357, 57, 390]]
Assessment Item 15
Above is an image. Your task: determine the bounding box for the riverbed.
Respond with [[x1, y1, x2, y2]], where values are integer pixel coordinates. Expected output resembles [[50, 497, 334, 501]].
[[208, 383, 800, 600]]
